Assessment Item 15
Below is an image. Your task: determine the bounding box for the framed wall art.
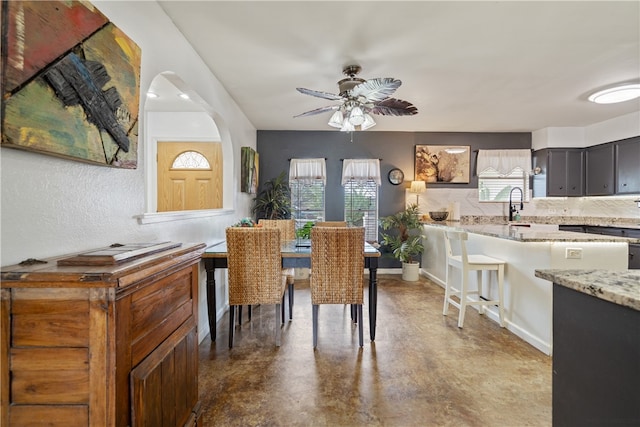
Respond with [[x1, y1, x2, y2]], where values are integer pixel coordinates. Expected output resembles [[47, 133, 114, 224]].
[[415, 145, 470, 183], [1, 1, 141, 168], [241, 147, 259, 194]]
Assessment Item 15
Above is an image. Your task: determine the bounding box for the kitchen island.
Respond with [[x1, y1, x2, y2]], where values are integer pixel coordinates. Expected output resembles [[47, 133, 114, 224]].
[[421, 222, 638, 355], [534, 269, 640, 426]]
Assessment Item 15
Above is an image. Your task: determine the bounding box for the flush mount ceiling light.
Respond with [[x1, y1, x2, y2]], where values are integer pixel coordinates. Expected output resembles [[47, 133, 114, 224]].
[[146, 92, 159, 98], [588, 84, 640, 104], [294, 65, 418, 132]]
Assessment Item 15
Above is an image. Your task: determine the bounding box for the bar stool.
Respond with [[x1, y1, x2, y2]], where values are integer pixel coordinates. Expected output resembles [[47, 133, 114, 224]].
[[442, 230, 505, 328]]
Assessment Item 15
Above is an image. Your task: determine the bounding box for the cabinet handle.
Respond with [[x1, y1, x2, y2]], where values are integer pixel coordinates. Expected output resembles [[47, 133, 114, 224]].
[[603, 184, 608, 188], [559, 186, 563, 189], [623, 183, 627, 187]]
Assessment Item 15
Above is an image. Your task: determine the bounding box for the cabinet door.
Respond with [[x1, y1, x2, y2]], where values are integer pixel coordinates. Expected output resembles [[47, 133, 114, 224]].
[[615, 137, 640, 194], [547, 150, 568, 196], [629, 244, 640, 270], [131, 321, 199, 427], [565, 150, 584, 196], [586, 144, 615, 196]]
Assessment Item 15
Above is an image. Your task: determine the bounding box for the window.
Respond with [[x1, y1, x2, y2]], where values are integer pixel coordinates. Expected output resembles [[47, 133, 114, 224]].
[[478, 167, 530, 202], [291, 180, 325, 227], [289, 158, 326, 231], [477, 149, 531, 202], [342, 159, 381, 243], [344, 180, 379, 243], [171, 150, 211, 169]]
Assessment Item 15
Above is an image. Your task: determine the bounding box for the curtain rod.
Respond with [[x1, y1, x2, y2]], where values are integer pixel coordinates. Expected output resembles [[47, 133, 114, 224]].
[[339, 158, 383, 161], [287, 158, 328, 161]]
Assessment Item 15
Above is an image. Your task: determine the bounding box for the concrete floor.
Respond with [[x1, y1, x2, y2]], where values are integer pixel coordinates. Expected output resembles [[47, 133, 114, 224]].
[[198, 274, 551, 426]]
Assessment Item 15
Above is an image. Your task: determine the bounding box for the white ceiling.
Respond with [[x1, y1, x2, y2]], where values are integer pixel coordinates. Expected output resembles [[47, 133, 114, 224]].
[[154, 1, 640, 133]]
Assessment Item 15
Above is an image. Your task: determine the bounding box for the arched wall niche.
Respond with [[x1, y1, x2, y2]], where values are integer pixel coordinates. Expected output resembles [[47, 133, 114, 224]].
[[141, 72, 234, 222]]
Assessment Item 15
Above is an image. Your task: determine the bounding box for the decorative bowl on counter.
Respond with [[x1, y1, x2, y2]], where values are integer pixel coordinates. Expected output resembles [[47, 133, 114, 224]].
[[429, 211, 449, 221]]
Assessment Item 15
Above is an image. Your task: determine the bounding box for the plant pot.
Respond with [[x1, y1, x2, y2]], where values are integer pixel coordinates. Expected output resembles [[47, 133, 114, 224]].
[[402, 261, 420, 281]]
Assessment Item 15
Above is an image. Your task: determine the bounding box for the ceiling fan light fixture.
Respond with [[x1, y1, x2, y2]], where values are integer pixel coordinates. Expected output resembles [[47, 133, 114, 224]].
[[349, 105, 365, 126], [328, 110, 344, 128], [588, 84, 640, 104], [361, 113, 376, 130], [341, 120, 355, 132]]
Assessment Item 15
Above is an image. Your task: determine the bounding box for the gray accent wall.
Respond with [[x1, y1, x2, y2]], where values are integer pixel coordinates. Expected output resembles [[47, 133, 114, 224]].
[[257, 130, 531, 267]]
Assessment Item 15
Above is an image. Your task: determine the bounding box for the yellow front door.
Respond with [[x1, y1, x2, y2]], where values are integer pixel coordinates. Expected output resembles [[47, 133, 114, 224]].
[[157, 141, 222, 212]]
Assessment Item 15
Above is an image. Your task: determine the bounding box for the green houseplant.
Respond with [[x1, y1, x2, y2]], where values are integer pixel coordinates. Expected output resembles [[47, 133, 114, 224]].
[[252, 171, 291, 220], [380, 203, 424, 281]]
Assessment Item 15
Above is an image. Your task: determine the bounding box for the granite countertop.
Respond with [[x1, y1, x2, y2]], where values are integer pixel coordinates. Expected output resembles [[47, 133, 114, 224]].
[[535, 269, 640, 311], [421, 222, 640, 243]]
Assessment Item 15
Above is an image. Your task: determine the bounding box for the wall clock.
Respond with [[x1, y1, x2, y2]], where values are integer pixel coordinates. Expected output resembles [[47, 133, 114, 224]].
[[388, 168, 404, 185]]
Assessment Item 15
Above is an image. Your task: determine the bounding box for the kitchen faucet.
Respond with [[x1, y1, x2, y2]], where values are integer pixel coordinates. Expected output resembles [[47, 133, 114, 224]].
[[509, 187, 524, 222]]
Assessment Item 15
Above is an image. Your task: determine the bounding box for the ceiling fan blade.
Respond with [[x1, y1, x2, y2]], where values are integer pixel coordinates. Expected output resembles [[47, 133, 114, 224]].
[[296, 87, 344, 101], [351, 78, 402, 103], [370, 98, 418, 116], [293, 105, 339, 118]]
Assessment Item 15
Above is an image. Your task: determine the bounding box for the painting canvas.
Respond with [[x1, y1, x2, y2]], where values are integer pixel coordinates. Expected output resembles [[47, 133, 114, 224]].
[[1, 1, 141, 168], [415, 145, 470, 183], [241, 147, 259, 194]]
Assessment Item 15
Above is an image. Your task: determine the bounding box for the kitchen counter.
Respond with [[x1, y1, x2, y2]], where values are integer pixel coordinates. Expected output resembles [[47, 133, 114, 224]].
[[421, 221, 640, 243], [421, 223, 630, 355], [535, 268, 640, 425], [535, 269, 640, 311]]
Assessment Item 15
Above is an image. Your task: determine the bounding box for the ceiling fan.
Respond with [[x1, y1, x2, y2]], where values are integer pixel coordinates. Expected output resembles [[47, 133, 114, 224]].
[[294, 65, 418, 131]]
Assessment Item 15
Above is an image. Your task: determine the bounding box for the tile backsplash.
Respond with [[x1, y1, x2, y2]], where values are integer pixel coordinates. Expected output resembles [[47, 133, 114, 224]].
[[409, 188, 640, 225]]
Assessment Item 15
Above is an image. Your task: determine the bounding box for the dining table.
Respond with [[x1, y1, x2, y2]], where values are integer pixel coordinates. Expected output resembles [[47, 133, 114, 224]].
[[201, 239, 381, 341]]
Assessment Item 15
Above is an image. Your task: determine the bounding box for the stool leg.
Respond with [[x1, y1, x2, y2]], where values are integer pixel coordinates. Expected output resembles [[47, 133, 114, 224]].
[[477, 270, 485, 315], [498, 265, 505, 327], [458, 269, 468, 328], [443, 264, 451, 316]]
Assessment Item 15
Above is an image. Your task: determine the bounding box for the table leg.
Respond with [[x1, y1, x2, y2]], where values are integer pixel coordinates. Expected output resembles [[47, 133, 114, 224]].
[[368, 266, 378, 341], [205, 261, 217, 341]]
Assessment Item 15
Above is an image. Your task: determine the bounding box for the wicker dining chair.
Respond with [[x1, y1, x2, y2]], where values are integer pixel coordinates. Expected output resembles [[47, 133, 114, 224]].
[[310, 226, 365, 348], [258, 219, 296, 320], [225, 227, 287, 348], [315, 221, 347, 227]]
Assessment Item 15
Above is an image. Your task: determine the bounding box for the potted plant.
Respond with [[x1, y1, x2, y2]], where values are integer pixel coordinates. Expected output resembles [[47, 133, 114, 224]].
[[252, 171, 291, 220], [380, 203, 424, 281]]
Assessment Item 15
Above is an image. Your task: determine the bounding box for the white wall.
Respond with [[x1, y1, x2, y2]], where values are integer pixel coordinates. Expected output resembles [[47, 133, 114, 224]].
[[0, 1, 256, 342], [532, 111, 640, 149]]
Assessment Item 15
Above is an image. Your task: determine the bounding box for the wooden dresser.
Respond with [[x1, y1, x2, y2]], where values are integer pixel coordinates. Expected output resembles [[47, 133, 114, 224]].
[[1, 242, 206, 426]]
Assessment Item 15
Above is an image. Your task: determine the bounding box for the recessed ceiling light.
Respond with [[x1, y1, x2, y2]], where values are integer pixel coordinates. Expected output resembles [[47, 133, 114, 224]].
[[146, 92, 159, 98], [178, 93, 190, 100], [588, 84, 640, 104]]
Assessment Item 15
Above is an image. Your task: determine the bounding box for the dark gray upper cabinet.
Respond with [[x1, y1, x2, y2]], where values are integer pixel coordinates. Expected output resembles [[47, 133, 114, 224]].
[[585, 143, 615, 196], [615, 136, 640, 194], [532, 148, 584, 197], [548, 149, 584, 196]]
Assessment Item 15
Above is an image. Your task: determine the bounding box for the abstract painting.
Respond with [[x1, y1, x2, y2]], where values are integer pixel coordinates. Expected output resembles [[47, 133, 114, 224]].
[[415, 145, 470, 183], [241, 147, 259, 194], [1, 1, 141, 168]]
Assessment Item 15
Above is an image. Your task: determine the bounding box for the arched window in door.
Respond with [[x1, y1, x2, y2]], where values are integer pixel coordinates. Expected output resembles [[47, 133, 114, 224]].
[[172, 151, 211, 169]]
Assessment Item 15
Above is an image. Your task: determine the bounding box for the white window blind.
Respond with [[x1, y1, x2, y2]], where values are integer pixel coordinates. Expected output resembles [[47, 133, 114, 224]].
[[478, 167, 529, 202], [477, 150, 531, 202], [289, 158, 326, 230], [342, 159, 380, 243]]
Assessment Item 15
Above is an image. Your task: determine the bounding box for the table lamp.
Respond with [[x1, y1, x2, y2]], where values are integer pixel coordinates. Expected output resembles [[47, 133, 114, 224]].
[[409, 180, 426, 205]]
